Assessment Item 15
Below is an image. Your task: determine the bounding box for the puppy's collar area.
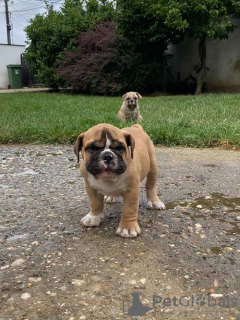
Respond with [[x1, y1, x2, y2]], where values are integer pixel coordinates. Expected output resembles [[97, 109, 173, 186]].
[[87, 171, 127, 197]]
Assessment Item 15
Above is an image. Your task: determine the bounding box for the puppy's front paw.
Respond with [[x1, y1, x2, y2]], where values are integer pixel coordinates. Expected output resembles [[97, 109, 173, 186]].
[[116, 221, 141, 238], [104, 196, 121, 204], [81, 212, 104, 227], [147, 200, 166, 210]]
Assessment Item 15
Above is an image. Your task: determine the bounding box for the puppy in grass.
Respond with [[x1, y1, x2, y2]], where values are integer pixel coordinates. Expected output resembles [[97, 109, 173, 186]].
[[117, 92, 143, 122]]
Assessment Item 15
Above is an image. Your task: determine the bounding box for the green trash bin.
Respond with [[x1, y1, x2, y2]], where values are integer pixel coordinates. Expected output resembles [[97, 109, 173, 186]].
[[6, 64, 23, 89]]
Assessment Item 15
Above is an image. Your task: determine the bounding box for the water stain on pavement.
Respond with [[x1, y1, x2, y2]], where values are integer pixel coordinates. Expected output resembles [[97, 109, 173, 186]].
[[166, 193, 240, 237], [166, 193, 240, 212], [6, 233, 28, 242]]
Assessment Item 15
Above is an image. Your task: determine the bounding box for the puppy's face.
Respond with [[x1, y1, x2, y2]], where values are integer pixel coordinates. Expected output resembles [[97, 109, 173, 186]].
[[122, 92, 142, 110], [74, 125, 135, 180]]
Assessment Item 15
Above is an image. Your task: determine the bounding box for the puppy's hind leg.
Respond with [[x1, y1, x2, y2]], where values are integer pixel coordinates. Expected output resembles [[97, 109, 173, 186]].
[[145, 155, 165, 210]]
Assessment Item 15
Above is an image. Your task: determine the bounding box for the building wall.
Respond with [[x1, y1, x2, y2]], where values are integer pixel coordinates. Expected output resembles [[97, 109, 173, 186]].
[[168, 20, 240, 92], [0, 44, 25, 88]]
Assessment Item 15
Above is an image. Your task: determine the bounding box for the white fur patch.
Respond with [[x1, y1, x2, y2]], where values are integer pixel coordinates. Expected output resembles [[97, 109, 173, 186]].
[[81, 212, 104, 227], [104, 196, 121, 203], [147, 200, 166, 210], [87, 172, 127, 197], [116, 227, 139, 238], [105, 133, 111, 150], [99, 133, 115, 163]]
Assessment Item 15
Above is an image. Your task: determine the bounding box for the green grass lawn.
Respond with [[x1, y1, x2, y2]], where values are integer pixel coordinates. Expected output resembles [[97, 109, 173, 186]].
[[0, 92, 239, 148]]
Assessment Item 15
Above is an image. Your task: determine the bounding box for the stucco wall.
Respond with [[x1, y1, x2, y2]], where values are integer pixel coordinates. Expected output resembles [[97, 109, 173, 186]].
[[169, 21, 240, 92], [0, 44, 25, 88]]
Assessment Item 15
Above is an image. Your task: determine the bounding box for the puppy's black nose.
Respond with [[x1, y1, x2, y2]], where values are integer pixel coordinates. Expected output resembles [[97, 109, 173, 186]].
[[103, 153, 113, 164]]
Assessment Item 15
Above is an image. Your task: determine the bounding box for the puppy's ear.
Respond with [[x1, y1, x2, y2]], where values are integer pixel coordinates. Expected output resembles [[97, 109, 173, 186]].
[[122, 93, 127, 100], [124, 133, 135, 159], [136, 92, 142, 99], [74, 133, 85, 163]]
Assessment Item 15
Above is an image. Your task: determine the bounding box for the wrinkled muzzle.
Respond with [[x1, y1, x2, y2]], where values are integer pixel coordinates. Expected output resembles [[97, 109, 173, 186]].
[[127, 99, 137, 110], [86, 149, 126, 179]]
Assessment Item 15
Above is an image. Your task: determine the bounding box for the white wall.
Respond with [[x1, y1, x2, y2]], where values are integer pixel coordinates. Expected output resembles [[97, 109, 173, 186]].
[[168, 20, 240, 92], [0, 44, 25, 88]]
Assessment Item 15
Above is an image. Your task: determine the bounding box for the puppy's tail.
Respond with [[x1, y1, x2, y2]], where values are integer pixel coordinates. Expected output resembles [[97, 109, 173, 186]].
[[132, 124, 143, 130]]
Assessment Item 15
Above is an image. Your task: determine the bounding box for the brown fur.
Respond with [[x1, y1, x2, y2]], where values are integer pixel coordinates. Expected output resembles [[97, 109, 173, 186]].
[[74, 123, 165, 238]]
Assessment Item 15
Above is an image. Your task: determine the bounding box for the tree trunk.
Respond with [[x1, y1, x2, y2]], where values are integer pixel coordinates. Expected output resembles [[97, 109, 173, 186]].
[[194, 38, 207, 95]]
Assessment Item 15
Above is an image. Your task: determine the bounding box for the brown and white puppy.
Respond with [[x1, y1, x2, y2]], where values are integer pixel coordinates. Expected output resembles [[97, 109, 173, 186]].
[[117, 91, 143, 122], [74, 123, 165, 238]]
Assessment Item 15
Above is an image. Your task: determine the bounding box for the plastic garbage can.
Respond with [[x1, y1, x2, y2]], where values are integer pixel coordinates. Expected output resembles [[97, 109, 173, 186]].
[[6, 64, 23, 89]]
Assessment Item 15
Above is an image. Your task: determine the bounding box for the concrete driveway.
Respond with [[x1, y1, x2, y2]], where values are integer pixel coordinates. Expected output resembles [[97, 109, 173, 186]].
[[0, 145, 239, 320]]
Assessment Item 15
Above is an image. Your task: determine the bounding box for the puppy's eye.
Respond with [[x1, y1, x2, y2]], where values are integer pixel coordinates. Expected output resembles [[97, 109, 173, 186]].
[[86, 145, 101, 153], [113, 145, 125, 153]]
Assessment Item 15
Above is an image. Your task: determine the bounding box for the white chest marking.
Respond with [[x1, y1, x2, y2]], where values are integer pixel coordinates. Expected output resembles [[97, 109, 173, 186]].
[[87, 172, 127, 197]]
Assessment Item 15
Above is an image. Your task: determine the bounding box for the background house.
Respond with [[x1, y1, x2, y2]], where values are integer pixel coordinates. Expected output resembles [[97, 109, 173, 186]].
[[0, 44, 25, 88]]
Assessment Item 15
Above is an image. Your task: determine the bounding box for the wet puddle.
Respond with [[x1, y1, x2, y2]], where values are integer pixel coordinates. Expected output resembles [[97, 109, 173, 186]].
[[36, 152, 63, 157], [210, 246, 237, 263], [166, 193, 240, 235], [67, 181, 76, 185], [68, 164, 80, 169], [210, 247, 222, 254], [6, 233, 28, 242], [36, 153, 45, 157], [14, 151, 23, 157], [203, 164, 217, 168], [0, 184, 8, 189], [166, 193, 240, 211], [47, 153, 59, 156], [16, 169, 39, 176]]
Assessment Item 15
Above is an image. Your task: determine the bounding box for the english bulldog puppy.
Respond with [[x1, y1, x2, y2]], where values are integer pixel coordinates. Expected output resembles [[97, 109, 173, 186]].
[[74, 123, 165, 238], [117, 92, 143, 122]]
